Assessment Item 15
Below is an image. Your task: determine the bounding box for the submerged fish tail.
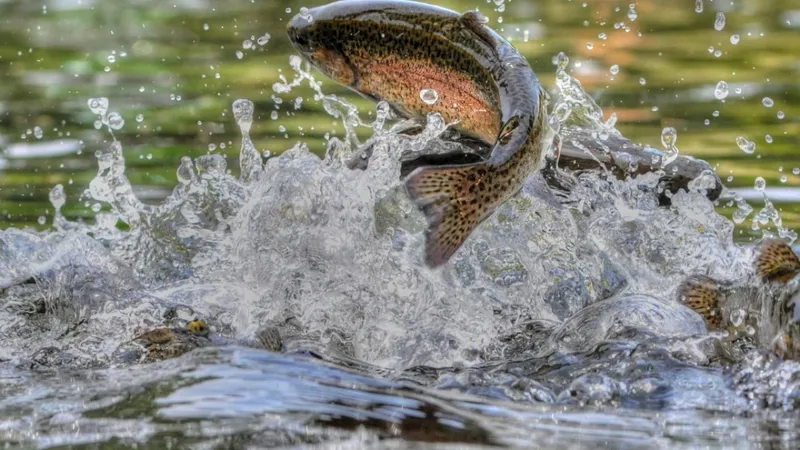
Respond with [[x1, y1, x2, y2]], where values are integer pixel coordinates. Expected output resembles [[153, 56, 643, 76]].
[[405, 161, 499, 267], [756, 239, 800, 283], [677, 274, 723, 329]]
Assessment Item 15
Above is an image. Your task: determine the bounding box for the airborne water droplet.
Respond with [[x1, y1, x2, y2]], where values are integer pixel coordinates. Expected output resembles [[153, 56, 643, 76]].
[[107, 112, 125, 130], [765, 134, 773, 144], [627, 4, 637, 21], [420, 88, 439, 105], [736, 136, 755, 154], [754, 177, 766, 191], [610, 64, 619, 75], [33, 126, 43, 139], [714, 81, 729, 100], [730, 34, 740, 44], [695, 0, 703, 13], [762, 97, 774, 108], [714, 12, 726, 31], [87, 97, 109, 116], [661, 127, 677, 149]]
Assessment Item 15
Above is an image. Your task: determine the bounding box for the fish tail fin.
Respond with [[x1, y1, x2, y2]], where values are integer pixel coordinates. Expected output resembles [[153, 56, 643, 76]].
[[404, 162, 494, 267], [677, 274, 723, 329], [756, 239, 800, 283]]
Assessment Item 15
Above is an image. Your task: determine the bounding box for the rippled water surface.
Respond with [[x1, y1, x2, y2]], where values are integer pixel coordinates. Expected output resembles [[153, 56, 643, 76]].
[[1, 0, 800, 448]]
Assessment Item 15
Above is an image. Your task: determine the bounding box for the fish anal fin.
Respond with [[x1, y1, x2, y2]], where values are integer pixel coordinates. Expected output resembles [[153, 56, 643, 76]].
[[405, 162, 494, 267], [677, 274, 723, 329], [756, 239, 800, 283]]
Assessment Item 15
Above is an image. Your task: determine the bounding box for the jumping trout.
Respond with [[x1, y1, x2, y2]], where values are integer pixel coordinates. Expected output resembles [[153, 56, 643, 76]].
[[287, 0, 549, 268]]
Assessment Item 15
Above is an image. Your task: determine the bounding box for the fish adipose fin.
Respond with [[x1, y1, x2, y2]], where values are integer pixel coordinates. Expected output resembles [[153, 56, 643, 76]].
[[677, 274, 723, 329], [755, 239, 800, 283], [405, 162, 493, 267]]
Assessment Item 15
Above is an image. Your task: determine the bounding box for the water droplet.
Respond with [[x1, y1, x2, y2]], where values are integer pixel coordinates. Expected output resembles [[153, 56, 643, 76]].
[[730, 309, 745, 327], [37, 216, 46, 225], [695, 0, 703, 13], [704, 119, 710, 125], [714, 12, 726, 31], [139, 86, 145, 93], [627, 4, 638, 21], [587, 42, 594, 50], [271, 111, 278, 120], [257, 33, 271, 46], [727, 175, 733, 182], [278, 125, 286, 133], [730, 34, 740, 44], [49, 184, 65, 210], [736, 136, 755, 154], [793, 168, 799, 175], [203, 23, 209, 31], [553, 52, 569, 70], [661, 127, 678, 149], [87, 97, 109, 116], [177, 156, 195, 185], [712, 110, 720, 117], [135, 114, 144, 123], [299, 6, 313, 23], [107, 112, 125, 130], [765, 134, 773, 144], [33, 126, 43, 139], [598, 32, 608, 40], [243, 39, 253, 49], [713, 49, 722, 58], [208, 143, 217, 152], [91, 203, 102, 213], [232, 98, 255, 134], [609, 64, 619, 75], [780, 175, 788, 183], [714, 81, 729, 100], [235, 50, 244, 59], [754, 177, 766, 191], [639, 77, 646, 85], [777, 110, 785, 119], [420, 88, 439, 105], [762, 97, 774, 108]]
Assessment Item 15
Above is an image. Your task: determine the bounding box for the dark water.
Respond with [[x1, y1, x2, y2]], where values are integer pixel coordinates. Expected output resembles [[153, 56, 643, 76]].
[[0, 0, 798, 235]]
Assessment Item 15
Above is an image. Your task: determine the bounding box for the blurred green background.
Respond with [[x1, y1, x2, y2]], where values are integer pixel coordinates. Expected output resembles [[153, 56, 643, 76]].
[[0, 0, 798, 239]]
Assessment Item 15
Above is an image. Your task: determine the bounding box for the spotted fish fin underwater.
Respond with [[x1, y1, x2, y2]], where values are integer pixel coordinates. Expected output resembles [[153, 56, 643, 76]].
[[755, 239, 800, 283], [677, 274, 723, 329]]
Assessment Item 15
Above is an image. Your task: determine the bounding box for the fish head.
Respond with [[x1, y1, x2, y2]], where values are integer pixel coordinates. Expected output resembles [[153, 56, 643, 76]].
[[287, 9, 358, 87]]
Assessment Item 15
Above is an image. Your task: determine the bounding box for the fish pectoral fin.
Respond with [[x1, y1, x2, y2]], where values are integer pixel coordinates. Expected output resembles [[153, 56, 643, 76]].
[[405, 163, 492, 267], [677, 274, 723, 329], [458, 11, 498, 54], [755, 239, 800, 283], [399, 151, 485, 179]]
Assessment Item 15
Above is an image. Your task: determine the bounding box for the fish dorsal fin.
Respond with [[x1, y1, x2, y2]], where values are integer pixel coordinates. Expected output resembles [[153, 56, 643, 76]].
[[677, 274, 723, 329], [755, 239, 800, 283], [458, 11, 498, 53]]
